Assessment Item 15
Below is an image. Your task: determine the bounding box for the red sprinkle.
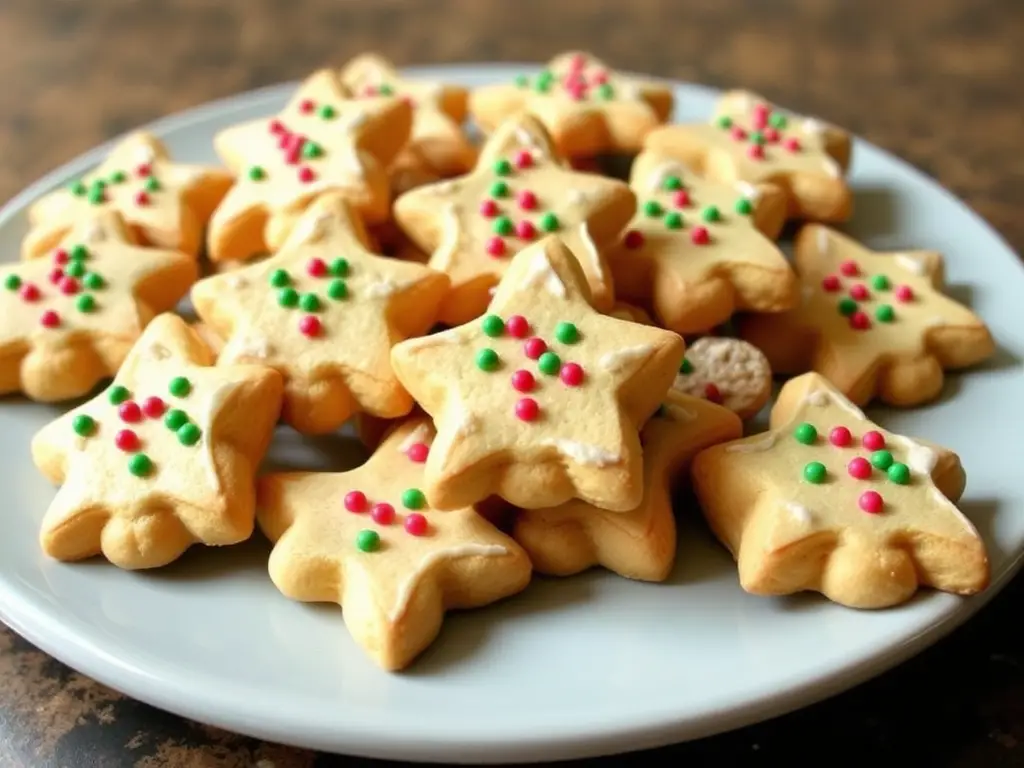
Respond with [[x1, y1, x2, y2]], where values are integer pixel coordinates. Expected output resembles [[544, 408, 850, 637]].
[[822, 275, 841, 291], [517, 190, 538, 210], [53, 249, 69, 265], [404, 513, 427, 536], [134, 191, 150, 206], [298, 99, 315, 113], [848, 456, 873, 479], [850, 311, 871, 330], [839, 260, 859, 277], [672, 189, 691, 208], [486, 237, 506, 257], [511, 369, 535, 392], [118, 401, 143, 423], [747, 144, 765, 160], [362, 85, 377, 97], [895, 285, 914, 302], [730, 126, 748, 141], [752, 103, 770, 129], [763, 127, 780, 143], [48, 267, 65, 285], [39, 309, 60, 328], [690, 226, 710, 245], [115, 429, 139, 452], [142, 396, 166, 418], [135, 163, 152, 178], [371, 503, 395, 525], [829, 426, 852, 447], [704, 383, 723, 403], [515, 397, 540, 421], [849, 283, 870, 301], [623, 229, 645, 249], [268, 119, 285, 134], [591, 70, 609, 84], [479, 199, 499, 217], [515, 220, 536, 240], [784, 137, 802, 152], [523, 337, 547, 360], [344, 491, 367, 513], [297, 166, 316, 183], [19, 283, 40, 302], [406, 443, 429, 463], [506, 315, 529, 338], [560, 362, 584, 387], [59, 277, 80, 295], [306, 258, 328, 277], [514, 149, 533, 169], [298, 315, 322, 337], [862, 430, 885, 451], [859, 490, 884, 514]]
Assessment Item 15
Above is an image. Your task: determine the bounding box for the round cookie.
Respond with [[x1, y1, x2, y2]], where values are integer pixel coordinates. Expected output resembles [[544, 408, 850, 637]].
[[673, 337, 772, 420]]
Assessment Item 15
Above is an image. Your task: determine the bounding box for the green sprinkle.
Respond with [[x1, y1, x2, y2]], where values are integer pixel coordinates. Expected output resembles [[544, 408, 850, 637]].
[[76, 294, 96, 313], [664, 212, 684, 229], [278, 287, 299, 307], [750, 131, 766, 145], [66, 260, 86, 278], [87, 186, 105, 205], [330, 258, 350, 277], [643, 200, 663, 218], [327, 279, 348, 300], [4, 274, 21, 291], [876, 304, 895, 323], [378, 84, 394, 96], [168, 376, 192, 398], [734, 198, 753, 215], [662, 175, 683, 191], [888, 462, 911, 485], [838, 297, 858, 316], [538, 351, 561, 376], [872, 274, 890, 291], [70, 180, 88, 196], [716, 115, 733, 129], [72, 414, 96, 437], [794, 422, 817, 445], [70, 244, 89, 261], [493, 216, 514, 236], [83, 272, 104, 290], [128, 454, 153, 477], [702, 205, 721, 223], [299, 293, 321, 312], [554, 322, 579, 344], [535, 70, 554, 92], [871, 450, 894, 470], [269, 269, 290, 288], [514, 74, 529, 88], [318, 105, 336, 120], [108, 385, 130, 405], [302, 141, 323, 159], [356, 529, 380, 552], [177, 423, 201, 446], [597, 83, 614, 100], [679, 358, 693, 374], [482, 314, 505, 337], [247, 166, 266, 181], [803, 461, 827, 484], [769, 113, 787, 129], [144, 176, 160, 192], [475, 348, 500, 371], [402, 488, 426, 510], [108, 170, 127, 184], [490, 180, 510, 198], [539, 212, 559, 232], [494, 159, 513, 176], [164, 409, 188, 431]]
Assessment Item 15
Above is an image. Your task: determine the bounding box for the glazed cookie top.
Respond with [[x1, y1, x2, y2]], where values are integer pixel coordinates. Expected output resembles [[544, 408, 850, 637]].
[[390, 237, 684, 503], [26, 132, 231, 257], [1, 212, 196, 347]]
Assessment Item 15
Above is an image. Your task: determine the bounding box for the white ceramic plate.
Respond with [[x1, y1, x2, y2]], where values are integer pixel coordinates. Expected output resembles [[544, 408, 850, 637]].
[[1, 64, 1023, 764]]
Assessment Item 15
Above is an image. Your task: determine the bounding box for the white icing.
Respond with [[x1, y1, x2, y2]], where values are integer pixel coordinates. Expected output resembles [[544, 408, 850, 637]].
[[899, 438, 938, 476], [232, 335, 273, 360], [389, 544, 508, 621], [895, 254, 927, 275], [147, 342, 171, 361], [735, 181, 761, 202], [542, 439, 621, 466], [806, 390, 830, 407], [598, 344, 654, 373], [296, 210, 334, 243], [783, 501, 812, 525], [452, 406, 478, 437], [521, 252, 566, 297], [802, 118, 825, 136], [724, 433, 777, 453], [198, 382, 236, 492], [397, 423, 433, 453], [225, 275, 248, 289], [816, 227, 830, 255], [926, 316, 947, 327], [81, 219, 107, 243], [430, 203, 461, 271], [362, 279, 401, 299], [801, 388, 866, 420], [823, 158, 842, 178], [134, 143, 157, 165], [566, 188, 587, 206], [646, 161, 683, 193], [575, 222, 604, 278], [514, 126, 540, 149]]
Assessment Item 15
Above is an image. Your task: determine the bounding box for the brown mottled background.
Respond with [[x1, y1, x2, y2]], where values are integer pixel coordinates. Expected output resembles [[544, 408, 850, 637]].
[[1, 1, 1023, 766]]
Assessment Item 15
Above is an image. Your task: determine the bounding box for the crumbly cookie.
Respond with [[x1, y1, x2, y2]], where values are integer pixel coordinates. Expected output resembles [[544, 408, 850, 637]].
[[673, 337, 772, 420], [257, 416, 532, 671], [739, 225, 995, 407], [390, 237, 685, 512], [644, 90, 852, 222], [340, 53, 477, 180], [607, 151, 795, 334], [207, 69, 412, 262], [515, 391, 741, 581], [31, 313, 283, 569], [470, 51, 673, 158], [1, 212, 198, 402], [24, 132, 232, 259], [691, 372, 989, 608], [606, 301, 653, 325], [394, 114, 636, 325], [192, 193, 449, 434]]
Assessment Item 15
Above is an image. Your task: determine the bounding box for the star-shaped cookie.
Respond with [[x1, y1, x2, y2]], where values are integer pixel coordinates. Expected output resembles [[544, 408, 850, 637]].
[[191, 193, 450, 435], [469, 51, 673, 158], [390, 237, 685, 512], [340, 53, 476, 180], [394, 114, 636, 325], [1, 212, 198, 402], [257, 416, 532, 671], [607, 151, 797, 334], [691, 372, 989, 608], [31, 314, 283, 570], [515, 391, 741, 581], [645, 90, 852, 222], [739, 225, 995, 407], [24, 132, 232, 259], [207, 69, 412, 262]]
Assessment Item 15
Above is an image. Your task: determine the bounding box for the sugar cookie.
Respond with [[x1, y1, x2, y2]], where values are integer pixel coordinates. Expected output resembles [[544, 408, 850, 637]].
[[607, 151, 795, 334], [207, 69, 412, 262], [470, 51, 673, 158], [739, 225, 995, 407], [673, 337, 772, 420], [31, 313, 283, 569], [1, 212, 198, 402], [390, 237, 685, 512], [394, 114, 636, 325], [192, 193, 449, 434], [606, 301, 653, 325], [691, 372, 989, 608], [25, 132, 231, 259], [515, 391, 741, 581], [257, 416, 531, 671], [645, 91, 852, 222]]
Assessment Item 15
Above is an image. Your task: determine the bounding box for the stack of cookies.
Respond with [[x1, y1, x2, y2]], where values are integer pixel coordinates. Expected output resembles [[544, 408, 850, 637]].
[[2, 52, 997, 672]]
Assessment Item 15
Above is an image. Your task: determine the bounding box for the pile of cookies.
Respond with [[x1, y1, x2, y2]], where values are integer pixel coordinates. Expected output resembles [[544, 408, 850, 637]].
[[2, 52, 997, 671]]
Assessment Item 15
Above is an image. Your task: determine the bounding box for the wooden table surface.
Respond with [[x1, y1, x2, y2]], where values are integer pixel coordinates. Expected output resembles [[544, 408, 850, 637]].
[[1, 1, 1023, 766]]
